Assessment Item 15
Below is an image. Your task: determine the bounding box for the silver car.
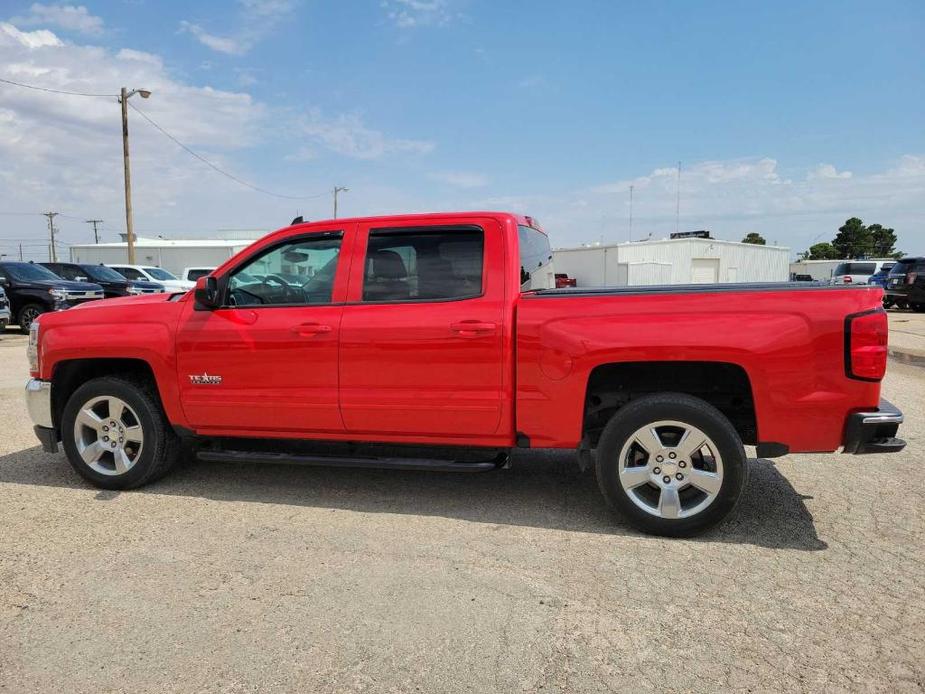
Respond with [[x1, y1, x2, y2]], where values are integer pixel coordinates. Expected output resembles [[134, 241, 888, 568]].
[[0, 285, 10, 330]]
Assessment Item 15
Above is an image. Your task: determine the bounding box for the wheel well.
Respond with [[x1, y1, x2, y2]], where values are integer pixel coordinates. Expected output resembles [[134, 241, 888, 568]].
[[583, 361, 757, 446], [51, 358, 159, 431]]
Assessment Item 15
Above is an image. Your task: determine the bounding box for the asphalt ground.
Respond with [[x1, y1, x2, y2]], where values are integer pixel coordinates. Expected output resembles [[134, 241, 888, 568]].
[[0, 323, 922, 693]]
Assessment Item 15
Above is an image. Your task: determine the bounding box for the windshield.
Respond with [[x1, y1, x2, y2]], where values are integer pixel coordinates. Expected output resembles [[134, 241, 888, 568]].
[[142, 267, 178, 281], [889, 260, 915, 275], [4, 262, 62, 282], [82, 264, 127, 282], [834, 262, 876, 276]]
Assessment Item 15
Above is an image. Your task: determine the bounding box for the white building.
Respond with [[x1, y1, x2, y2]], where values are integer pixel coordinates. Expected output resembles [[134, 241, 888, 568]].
[[69, 236, 259, 277], [553, 236, 790, 287]]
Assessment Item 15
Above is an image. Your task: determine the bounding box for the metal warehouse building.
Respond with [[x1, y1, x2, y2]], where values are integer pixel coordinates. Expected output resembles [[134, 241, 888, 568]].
[[69, 236, 258, 277], [552, 236, 790, 287]]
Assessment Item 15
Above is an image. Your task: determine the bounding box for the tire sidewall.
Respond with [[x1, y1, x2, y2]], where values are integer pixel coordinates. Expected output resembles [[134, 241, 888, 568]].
[[596, 394, 748, 536], [19, 304, 44, 333], [61, 378, 164, 489]]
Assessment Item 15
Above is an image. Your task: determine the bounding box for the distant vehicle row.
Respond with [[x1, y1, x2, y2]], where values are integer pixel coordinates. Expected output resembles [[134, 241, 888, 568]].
[[0, 261, 195, 333]]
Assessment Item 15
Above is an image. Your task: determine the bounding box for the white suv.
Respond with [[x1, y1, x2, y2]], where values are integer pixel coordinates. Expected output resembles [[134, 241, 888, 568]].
[[107, 265, 194, 292], [831, 260, 893, 285], [181, 267, 216, 283]]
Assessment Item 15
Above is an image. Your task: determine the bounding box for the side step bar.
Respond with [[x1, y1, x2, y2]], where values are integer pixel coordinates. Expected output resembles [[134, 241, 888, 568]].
[[196, 449, 510, 472]]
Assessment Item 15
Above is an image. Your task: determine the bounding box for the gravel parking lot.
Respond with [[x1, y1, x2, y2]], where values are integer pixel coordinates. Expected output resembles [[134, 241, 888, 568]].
[[1, 325, 923, 693]]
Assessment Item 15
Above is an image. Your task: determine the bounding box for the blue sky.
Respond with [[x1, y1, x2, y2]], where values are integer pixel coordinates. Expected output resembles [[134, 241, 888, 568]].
[[0, 0, 923, 258]]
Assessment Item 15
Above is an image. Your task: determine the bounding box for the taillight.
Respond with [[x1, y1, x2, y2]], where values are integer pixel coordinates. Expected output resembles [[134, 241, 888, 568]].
[[845, 309, 887, 381], [843, 276, 852, 283], [907, 272, 917, 285]]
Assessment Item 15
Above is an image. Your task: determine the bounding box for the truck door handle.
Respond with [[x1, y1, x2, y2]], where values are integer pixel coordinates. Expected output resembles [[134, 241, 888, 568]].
[[291, 322, 332, 336], [450, 320, 496, 337]]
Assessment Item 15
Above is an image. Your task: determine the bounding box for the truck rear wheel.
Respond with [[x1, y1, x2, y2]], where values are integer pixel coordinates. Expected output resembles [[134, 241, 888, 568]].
[[595, 393, 748, 537], [61, 376, 179, 490]]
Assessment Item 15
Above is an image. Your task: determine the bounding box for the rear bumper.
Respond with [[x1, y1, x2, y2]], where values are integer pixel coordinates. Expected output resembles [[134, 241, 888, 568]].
[[842, 398, 906, 454], [25, 379, 58, 453]]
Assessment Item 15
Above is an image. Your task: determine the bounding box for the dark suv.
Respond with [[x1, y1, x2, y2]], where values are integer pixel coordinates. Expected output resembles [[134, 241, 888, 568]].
[[0, 261, 104, 332], [41, 262, 164, 298], [884, 257, 925, 311]]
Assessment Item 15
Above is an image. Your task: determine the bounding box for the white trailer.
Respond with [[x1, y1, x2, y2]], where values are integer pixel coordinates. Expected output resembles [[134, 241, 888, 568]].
[[70, 237, 258, 277], [553, 237, 789, 287]]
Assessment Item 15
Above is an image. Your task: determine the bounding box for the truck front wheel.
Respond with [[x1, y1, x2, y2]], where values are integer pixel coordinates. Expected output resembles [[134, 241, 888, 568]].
[[595, 393, 748, 537], [18, 303, 45, 334], [61, 376, 179, 490]]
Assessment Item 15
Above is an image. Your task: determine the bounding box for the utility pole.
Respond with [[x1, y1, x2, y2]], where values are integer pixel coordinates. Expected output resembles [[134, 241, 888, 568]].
[[332, 186, 348, 219], [119, 87, 151, 264], [628, 184, 634, 242], [43, 212, 58, 262], [675, 161, 681, 235], [85, 219, 103, 244], [19, 243, 23, 261]]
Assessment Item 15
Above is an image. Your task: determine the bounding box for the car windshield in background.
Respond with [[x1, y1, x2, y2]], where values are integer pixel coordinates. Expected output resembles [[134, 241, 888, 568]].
[[834, 262, 876, 275], [143, 267, 177, 281], [187, 269, 212, 281], [889, 260, 915, 275], [82, 265, 128, 282], [4, 262, 62, 282]]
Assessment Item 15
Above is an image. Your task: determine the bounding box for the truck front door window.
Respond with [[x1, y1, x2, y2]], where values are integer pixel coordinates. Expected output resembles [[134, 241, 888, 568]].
[[229, 236, 342, 306]]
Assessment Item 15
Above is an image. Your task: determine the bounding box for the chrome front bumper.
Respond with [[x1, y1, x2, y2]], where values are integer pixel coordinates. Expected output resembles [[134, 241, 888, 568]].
[[25, 379, 58, 452], [25, 379, 52, 428]]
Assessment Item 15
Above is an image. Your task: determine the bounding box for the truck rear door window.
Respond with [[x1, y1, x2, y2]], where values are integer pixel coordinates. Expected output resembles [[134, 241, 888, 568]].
[[519, 225, 553, 289], [362, 228, 483, 302]]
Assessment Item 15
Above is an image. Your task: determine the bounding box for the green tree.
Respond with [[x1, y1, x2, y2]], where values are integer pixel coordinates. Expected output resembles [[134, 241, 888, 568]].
[[832, 217, 872, 258], [741, 232, 766, 245], [806, 242, 839, 260], [867, 223, 899, 257]]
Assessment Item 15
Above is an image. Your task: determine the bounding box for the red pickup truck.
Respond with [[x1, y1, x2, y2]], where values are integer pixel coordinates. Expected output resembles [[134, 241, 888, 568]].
[[24, 212, 905, 536]]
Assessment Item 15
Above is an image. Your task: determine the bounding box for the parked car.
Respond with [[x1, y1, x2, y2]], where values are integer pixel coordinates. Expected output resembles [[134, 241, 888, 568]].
[[0, 261, 104, 332], [107, 264, 194, 292], [884, 257, 925, 312], [867, 263, 895, 288], [24, 212, 904, 537], [830, 260, 893, 285], [42, 262, 165, 298], [0, 285, 10, 331], [181, 266, 216, 283]]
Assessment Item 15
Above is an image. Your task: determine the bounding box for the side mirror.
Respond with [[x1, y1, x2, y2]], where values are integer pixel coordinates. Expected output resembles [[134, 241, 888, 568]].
[[194, 275, 220, 310]]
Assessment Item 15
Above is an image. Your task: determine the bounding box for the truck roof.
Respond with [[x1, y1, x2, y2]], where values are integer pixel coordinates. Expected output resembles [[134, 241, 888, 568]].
[[288, 211, 543, 232]]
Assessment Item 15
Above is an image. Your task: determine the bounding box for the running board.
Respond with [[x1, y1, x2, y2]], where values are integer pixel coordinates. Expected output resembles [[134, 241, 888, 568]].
[[196, 449, 510, 472]]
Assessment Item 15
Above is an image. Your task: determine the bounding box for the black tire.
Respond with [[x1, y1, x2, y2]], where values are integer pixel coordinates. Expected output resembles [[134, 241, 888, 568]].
[[882, 297, 894, 309], [61, 376, 180, 490], [912, 303, 925, 313], [18, 303, 45, 334], [897, 300, 909, 310], [595, 393, 748, 537]]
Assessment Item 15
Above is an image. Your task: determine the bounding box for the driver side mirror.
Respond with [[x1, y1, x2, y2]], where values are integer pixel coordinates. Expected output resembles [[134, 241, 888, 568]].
[[194, 275, 221, 310]]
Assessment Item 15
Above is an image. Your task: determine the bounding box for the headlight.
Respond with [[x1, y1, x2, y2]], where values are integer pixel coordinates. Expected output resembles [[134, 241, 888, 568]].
[[127, 285, 144, 294], [48, 288, 68, 301], [27, 319, 40, 373]]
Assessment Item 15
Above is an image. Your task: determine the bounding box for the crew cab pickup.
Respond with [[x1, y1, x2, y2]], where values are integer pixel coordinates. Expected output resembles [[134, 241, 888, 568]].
[[24, 212, 906, 536]]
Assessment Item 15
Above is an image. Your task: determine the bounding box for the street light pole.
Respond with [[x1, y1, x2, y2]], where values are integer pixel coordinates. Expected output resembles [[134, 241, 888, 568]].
[[119, 87, 151, 264], [333, 186, 348, 219]]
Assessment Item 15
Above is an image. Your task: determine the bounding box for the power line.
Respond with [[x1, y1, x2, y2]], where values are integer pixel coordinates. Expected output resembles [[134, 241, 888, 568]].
[[0, 76, 118, 98], [127, 101, 327, 201]]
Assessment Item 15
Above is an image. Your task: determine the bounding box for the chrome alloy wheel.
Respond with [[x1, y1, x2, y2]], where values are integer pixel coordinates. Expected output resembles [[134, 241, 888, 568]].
[[617, 420, 724, 519], [72, 395, 144, 476]]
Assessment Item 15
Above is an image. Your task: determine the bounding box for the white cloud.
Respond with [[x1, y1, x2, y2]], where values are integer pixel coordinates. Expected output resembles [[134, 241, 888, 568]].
[[10, 3, 103, 36], [178, 0, 297, 55], [1, 21, 62, 48], [808, 163, 852, 180], [471, 156, 925, 253], [429, 170, 487, 188], [299, 109, 434, 160], [382, 0, 458, 28], [178, 21, 244, 56]]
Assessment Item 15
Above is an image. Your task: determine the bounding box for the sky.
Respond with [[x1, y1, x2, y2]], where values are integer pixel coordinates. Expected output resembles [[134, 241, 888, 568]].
[[0, 0, 923, 262]]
